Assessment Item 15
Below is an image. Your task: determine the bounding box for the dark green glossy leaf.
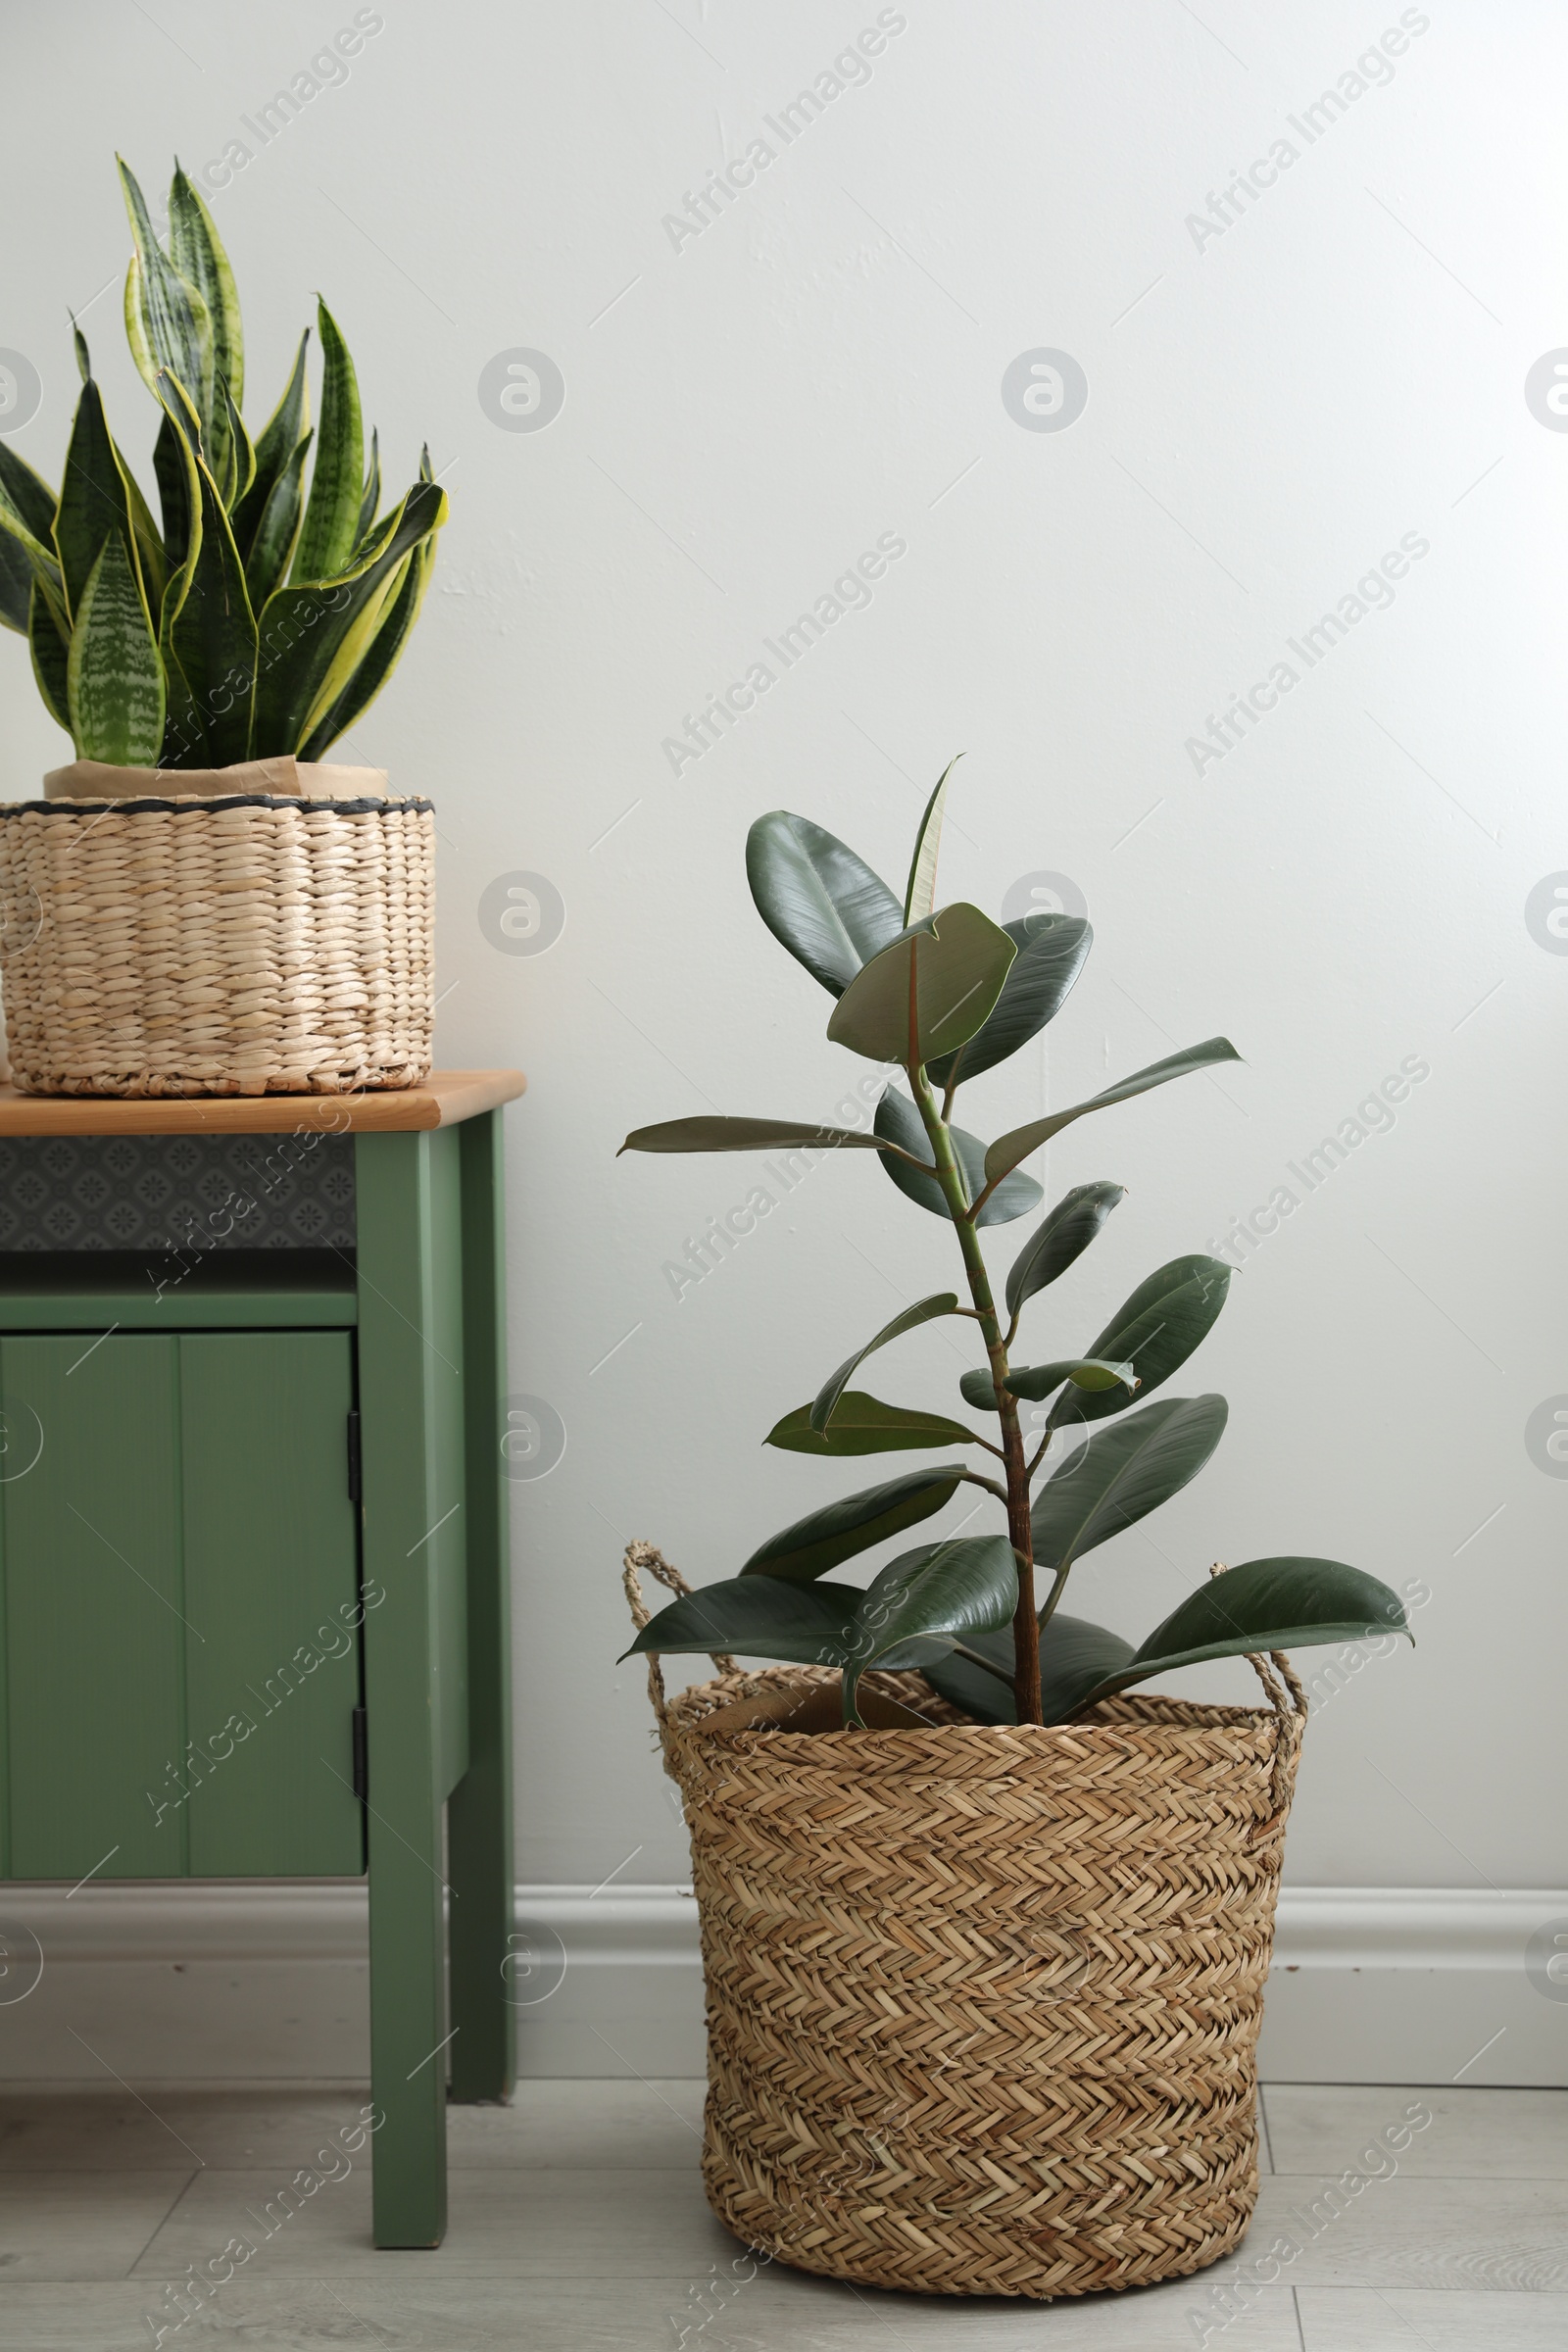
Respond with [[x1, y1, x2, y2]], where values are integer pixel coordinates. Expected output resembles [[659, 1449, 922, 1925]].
[[922, 1612, 1138, 1726], [842, 1536, 1018, 1724], [243, 431, 312, 612], [52, 379, 138, 621], [28, 579, 72, 730], [155, 372, 257, 767], [960, 1357, 1137, 1412], [290, 299, 364, 584], [1050, 1256, 1232, 1429], [620, 1574, 862, 1668], [927, 913, 1093, 1092], [746, 810, 906, 998], [903, 757, 958, 924], [828, 906, 1016, 1067], [1004, 1181, 1126, 1320], [1030, 1394, 1228, 1572], [1078, 1558, 1412, 1709], [983, 1038, 1243, 1190], [0, 448, 62, 639], [812, 1294, 957, 1433], [740, 1468, 962, 1584], [873, 1087, 1043, 1229], [766, 1391, 979, 1456], [213, 371, 255, 514], [0, 443, 58, 541], [231, 330, 310, 563], [153, 411, 191, 573], [0, 531, 29, 634], [618, 1114, 908, 1161]]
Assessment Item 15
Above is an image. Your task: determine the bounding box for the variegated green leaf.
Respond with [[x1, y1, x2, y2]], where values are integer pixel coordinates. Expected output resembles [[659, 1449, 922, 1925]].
[[290, 299, 363, 584], [356, 426, 380, 553], [255, 476, 445, 754], [168, 163, 243, 408], [71, 316, 91, 383], [231, 330, 310, 564], [0, 447, 64, 637], [119, 158, 212, 420], [66, 530, 165, 765], [156, 373, 257, 768], [244, 430, 312, 612], [28, 581, 71, 729], [52, 380, 141, 622], [297, 529, 435, 760], [212, 371, 255, 514]]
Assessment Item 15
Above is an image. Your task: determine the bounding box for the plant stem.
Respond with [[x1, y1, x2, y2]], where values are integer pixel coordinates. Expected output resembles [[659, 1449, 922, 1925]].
[[908, 1066, 1043, 1725]]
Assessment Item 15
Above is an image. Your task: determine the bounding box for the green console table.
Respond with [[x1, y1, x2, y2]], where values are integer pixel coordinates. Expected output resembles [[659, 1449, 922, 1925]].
[[0, 1069, 524, 2248]]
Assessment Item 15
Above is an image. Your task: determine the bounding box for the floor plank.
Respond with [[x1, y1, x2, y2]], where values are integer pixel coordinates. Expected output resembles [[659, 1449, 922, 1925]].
[[1265, 2084, 1568, 2180], [1298, 2285, 1568, 2349], [1200, 2175, 1568, 2294], [0, 2170, 192, 2282]]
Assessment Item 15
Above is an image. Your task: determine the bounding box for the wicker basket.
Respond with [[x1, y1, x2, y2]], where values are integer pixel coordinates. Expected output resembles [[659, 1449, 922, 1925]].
[[0, 791, 434, 1097], [623, 1541, 1307, 2301]]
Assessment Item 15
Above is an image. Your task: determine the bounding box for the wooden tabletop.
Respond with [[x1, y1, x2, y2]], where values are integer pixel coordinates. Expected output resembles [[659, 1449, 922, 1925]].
[[0, 1069, 526, 1137]]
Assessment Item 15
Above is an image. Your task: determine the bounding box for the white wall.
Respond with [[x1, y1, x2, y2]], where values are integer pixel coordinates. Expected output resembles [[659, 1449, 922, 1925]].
[[3, 3, 1564, 1940]]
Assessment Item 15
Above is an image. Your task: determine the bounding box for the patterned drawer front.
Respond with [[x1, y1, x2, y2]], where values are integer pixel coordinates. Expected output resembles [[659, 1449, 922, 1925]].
[[0, 1132, 355, 1251]]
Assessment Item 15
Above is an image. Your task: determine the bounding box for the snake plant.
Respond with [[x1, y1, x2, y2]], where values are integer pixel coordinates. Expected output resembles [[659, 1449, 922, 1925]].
[[0, 158, 446, 769], [620, 767, 1411, 1727]]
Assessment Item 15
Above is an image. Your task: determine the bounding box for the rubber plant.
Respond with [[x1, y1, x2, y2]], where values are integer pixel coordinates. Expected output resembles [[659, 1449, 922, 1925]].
[[620, 767, 1411, 1727], [0, 158, 446, 768]]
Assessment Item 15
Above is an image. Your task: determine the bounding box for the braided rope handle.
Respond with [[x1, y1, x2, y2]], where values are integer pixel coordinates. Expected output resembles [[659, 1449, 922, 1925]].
[[1205, 1562, 1307, 1833], [622, 1541, 738, 1744]]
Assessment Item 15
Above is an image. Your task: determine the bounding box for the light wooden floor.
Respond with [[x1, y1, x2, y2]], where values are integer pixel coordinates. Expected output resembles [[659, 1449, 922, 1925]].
[[0, 2081, 1562, 2347]]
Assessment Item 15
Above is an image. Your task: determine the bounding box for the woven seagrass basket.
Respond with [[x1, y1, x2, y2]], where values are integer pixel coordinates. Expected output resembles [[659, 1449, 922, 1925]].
[[623, 1540, 1307, 2301], [0, 791, 434, 1097]]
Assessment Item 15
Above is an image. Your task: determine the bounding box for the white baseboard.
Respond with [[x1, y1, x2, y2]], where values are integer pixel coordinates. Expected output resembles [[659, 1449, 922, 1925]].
[[0, 1883, 1562, 2087]]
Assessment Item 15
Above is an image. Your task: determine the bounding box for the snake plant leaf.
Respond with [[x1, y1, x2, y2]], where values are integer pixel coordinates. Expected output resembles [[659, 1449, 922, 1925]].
[[294, 545, 410, 749], [0, 533, 30, 634], [168, 162, 243, 409], [983, 1039, 1243, 1191], [1004, 1181, 1127, 1320], [903, 757, 959, 925], [766, 1392, 980, 1456], [619, 1573, 864, 1669], [211, 371, 255, 514], [926, 912, 1095, 1093], [921, 1611, 1138, 1726], [0, 443, 59, 543], [811, 1295, 958, 1433], [297, 526, 430, 760], [746, 811, 906, 998], [119, 157, 213, 420], [841, 1535, 1019, 1725], [618, 1114, 911, 1160], [0, 448, 64, 636], [419, 442, 433, 483], [959, 1357, 1138, 1411], [28, 581, 72, 731], [66, 530, 165, 765], [290, 299, 363, 584], [252, 475, 445, 754], [739, 1467, 963, 1583], [52, 378, 142, 621], [231, 329, 310, 562], [356, 426, 381, 552], [242, 429, 312, 612], [153, 412, 190, 572], [828, 906, 1016, 1068], [1030, 1393, 1229, 1573], [156, 372, 257, 767], [1075, 1558, 1412, 1711], [71, 316, 91, 382], [1049, 1256, 1232, 1429], [873, 1088, 1043, 1228]]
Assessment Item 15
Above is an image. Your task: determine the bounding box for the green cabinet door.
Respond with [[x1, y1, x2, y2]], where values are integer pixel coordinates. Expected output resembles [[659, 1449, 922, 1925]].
[[181, 1333, 364, 1878], [1, 1329, 363, 1880], [2, 1336, 185, 1880]]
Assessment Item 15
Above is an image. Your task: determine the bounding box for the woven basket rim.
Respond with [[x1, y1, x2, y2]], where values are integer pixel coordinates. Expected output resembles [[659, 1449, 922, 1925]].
[[0, 794, 433, 817], [665, 1664, 1293, 1766]]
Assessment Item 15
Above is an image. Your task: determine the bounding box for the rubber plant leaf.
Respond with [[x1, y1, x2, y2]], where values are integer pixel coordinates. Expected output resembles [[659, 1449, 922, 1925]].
[[746, 810, 905, 998], [1029, 1394, 1229, 1573], [839, 1535, 1019, 1725], [960, 1357, 1138, 1411], [1048, 1255, 1232, 1428], [903, 757, 959, 924], [1004, 1181, 1127, 1320], [982, 1038, 1243, 1191], [765, 1392, 981, 1456], [873, 1087, 1042, 1229], [811, 1294, 958, 1433], [618, 1114, 917, 1163], [619, 1574, 864, 1669], [828, 906, 1016, 1067], [739, 1468, 962, 1584], [926, 913, 1094, 1093], [921, 1612, 1137, 1727]]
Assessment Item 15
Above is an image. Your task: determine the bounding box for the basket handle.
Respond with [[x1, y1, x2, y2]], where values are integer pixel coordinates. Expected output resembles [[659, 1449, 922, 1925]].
[[1205, 1562, 1307, 1834], [622, 1540, 737, 1742]]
